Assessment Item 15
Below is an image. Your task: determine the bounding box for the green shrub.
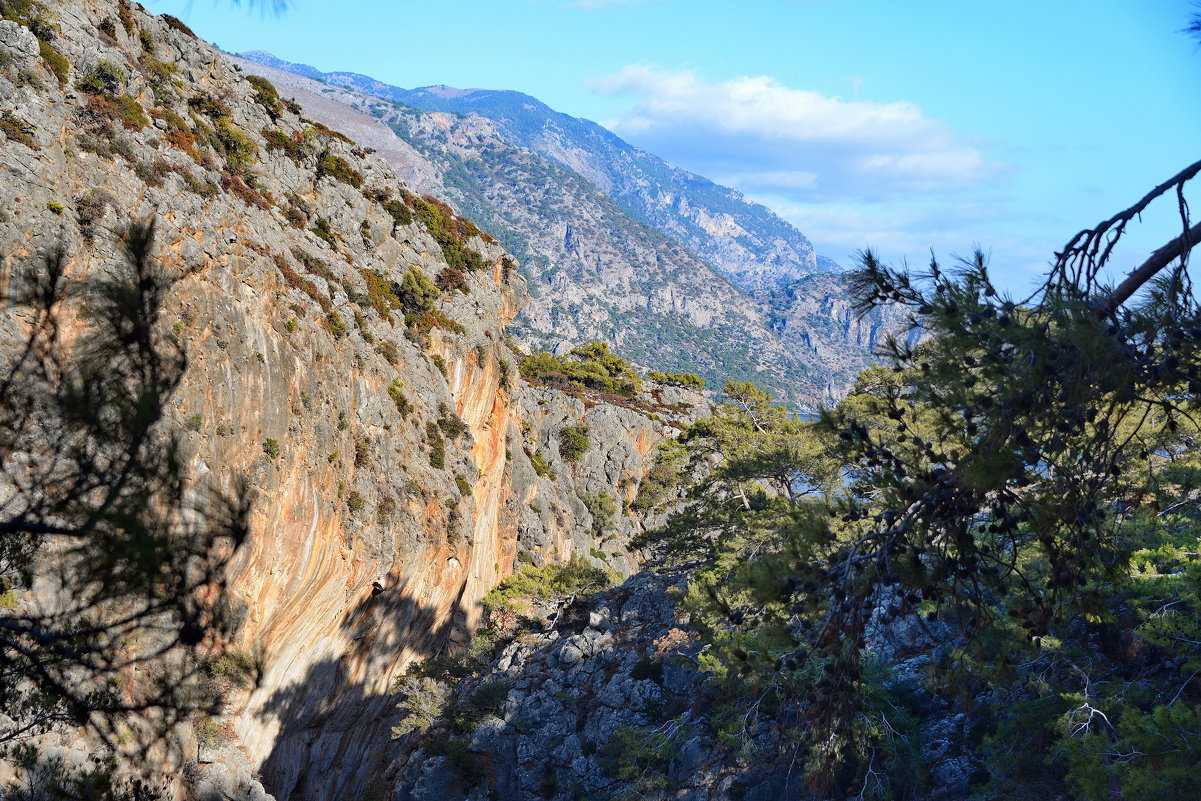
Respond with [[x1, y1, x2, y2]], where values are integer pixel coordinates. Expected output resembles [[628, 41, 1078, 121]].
[[407, 194, 487, 273], [194, 716, 228, 748], [117, 0, 134, 34], [381, 198, 412, 230], [388, 378, 410, 417], [353, 437, 370, 468], [448, 681, 509, 733], [203, 649, 257, 691], [520, 341, 642, 397], [213, 118, 256, 170], [391, 676, 450, 738], [346, 491, 364, 513], [113, 96, 148, 130], [0, 586, 18, 611], [439, 739, 490, 787], [600, 723, 681, 794], [426, 422, 446, 469], [360, 269, 403, 320], [160, 14, 197, 38], [377, 341, 401, 365], [558, 424, 590, 462], [245, 75, 284, 120], [579, 491, 616, 537], [46, 201, 63, 215], [528, 449, 555, 480], [38, 39, 67, 84], [455, 474, 473, 496], [310, 217, 337, 249], [77, 60, 125, 95], [437, 406, 468, 439], [316, 150, 364, 188], [308, 120, 353, 143], [630, 658, 663, 684], [141, 54, 175, 87], [262, 439, 281, 461], [482, 555, 615, 614], [377, 496, 396, 525], [263, 127, 308, 163], [326, 311, 348, 339], [398, 267, 438, 313], [0, 113, 36, 149], [631, 440, 686, 513], [649, 371, 704, 389]]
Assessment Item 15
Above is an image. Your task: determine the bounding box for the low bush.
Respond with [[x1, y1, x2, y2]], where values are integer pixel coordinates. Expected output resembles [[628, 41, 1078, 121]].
[[246, 75, 284, 120], [528, 449, 555, 480], [388, 378, 410, 417], [76, 60, 125, 95], [520, 341, 641, 398], [426, 422, 446, 469], [361, 269, 403, 320], [316, 150, 363, 188], [398, 267, 438, 313], [391, 676, 450, 738], [579, 491, 616, 537], [436, 266, 468, 294], [309, 216, 337, 249], [448, 681, 509, 733], [437, 405, 469, 439], [0, 113, 36, 149], [38, 40, 67, 84], [325, 310, 348, 339], [558, 424, 590, 462], [482, 555, 615, 614], [649, 371, 704, 389], [213, 118, 256, 170]]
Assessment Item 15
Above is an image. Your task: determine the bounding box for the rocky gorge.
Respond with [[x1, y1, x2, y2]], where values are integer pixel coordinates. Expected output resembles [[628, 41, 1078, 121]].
[[0, 2, 707, 797]]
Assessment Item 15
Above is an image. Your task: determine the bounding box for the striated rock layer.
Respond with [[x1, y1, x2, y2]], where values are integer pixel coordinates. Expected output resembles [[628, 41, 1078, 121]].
[[0, 3, 701, 798]]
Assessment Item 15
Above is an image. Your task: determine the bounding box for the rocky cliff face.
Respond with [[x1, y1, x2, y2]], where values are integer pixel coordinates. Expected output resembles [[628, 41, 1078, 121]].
[[0, 4, 701, 798], [767, 271, 918, 401], [384, 569, 975, 801]]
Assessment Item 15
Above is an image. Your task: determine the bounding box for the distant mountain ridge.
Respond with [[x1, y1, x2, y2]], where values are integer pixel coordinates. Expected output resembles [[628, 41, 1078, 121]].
[[235, 51, 911, 406], [239, 51, 829, 293]]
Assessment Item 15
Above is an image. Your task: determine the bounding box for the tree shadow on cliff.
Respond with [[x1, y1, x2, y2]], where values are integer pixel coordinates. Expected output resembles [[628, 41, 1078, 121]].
[[250, 580, 473, 801]]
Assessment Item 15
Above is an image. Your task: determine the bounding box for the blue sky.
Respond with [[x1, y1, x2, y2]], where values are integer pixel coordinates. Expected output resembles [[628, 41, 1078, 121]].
[[159, 0, 1199, 291]]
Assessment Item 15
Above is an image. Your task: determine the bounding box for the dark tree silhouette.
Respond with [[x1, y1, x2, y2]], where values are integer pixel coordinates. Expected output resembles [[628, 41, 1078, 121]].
[[0, 222, 247, 753]]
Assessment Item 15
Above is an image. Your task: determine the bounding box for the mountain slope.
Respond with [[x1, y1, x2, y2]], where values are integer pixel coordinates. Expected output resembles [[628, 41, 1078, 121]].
[[231, 57, 822, 404], [240, 51, 823, 294]]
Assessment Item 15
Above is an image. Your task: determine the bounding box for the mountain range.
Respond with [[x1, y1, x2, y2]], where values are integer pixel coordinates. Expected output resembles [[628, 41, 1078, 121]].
[[235, 51, 910, 405]]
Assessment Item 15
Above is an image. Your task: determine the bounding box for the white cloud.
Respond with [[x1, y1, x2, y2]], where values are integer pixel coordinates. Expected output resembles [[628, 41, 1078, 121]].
[[588, 65, 1004, 201], [763, 196, 1051, 291]]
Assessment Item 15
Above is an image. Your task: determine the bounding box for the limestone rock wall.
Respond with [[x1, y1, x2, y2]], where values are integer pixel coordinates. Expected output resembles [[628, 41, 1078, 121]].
[[0, 3, 699, 798]]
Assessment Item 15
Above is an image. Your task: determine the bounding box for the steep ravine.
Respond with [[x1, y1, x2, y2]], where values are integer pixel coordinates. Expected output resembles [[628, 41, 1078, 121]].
[[0, 4, 701, 799]]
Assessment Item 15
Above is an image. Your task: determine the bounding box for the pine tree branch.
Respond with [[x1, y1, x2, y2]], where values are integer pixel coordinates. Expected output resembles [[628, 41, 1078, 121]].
[[1090, 219, 1201, 316]]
